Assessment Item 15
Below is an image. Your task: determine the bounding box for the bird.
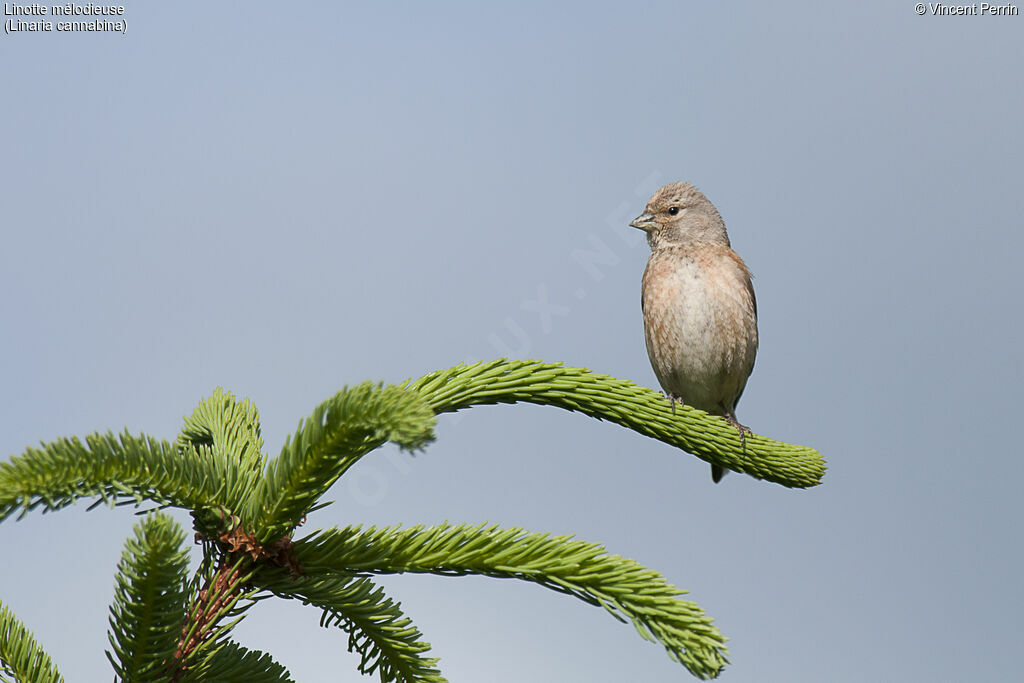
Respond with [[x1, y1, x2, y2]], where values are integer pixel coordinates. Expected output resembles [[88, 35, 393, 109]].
[[630, 181, 758, 483]]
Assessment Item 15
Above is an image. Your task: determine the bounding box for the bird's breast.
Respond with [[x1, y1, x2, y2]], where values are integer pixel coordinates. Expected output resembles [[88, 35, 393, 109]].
[[640, 243, 758, 412]]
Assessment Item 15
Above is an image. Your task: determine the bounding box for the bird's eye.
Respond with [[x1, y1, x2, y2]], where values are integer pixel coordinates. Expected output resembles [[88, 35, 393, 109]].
[[668, 206, 680, 216]]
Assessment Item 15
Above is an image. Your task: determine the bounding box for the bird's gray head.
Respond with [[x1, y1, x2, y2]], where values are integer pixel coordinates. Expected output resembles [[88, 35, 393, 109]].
[[629, 181, 730, 249]]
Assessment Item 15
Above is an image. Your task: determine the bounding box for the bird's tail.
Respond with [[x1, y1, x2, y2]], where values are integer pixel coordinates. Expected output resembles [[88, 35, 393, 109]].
[[711, 464, 727, 483]]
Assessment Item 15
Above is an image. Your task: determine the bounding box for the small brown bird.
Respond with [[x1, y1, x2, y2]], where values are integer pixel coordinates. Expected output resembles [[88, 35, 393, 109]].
[[630, 181, 758, 483]]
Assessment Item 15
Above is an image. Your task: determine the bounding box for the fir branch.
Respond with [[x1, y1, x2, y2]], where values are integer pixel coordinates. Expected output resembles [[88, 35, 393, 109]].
[[105, 513, 190, 682], [0, 431, 231, 522], [251, 382, 436, 542], [0, 360, 821, 681], [173, 555, 258, 679], [294, 522, 727, 679], [407, 359, 824, 488], [0, 599, 63, 683], [260, 573, 445, 683], [176, 388, 266, 514], [179, 640, 294, 682]]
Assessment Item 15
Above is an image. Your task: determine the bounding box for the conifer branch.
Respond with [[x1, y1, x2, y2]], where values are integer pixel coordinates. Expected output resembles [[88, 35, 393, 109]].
[[407, 359, 824, 487], [295, 522, 727, 679], [0, 360, 824, 681], [252, 382, 436, 542], [105, 513, 190, 682], [261, 572, 445, 683], [0, 431, 231, 522], [178, 640, 294, 682], [172, 554, 260, 679], [177, 388, 266, 515], [0, 599, 63, 683]]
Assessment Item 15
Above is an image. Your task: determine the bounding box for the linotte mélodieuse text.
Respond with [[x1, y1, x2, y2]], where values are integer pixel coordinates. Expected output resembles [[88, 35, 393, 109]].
[[4, 3, 126, 34]]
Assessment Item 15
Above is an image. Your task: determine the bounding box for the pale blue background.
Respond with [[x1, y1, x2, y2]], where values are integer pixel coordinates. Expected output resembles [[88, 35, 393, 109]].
[[3, 2, 1022, 681]]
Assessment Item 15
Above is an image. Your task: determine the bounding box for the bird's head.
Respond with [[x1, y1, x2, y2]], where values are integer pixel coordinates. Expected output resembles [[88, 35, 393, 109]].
[[629, 181, 730, 249]]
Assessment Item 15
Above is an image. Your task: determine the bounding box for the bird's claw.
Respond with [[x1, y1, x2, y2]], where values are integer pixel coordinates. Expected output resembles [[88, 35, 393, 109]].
[[721, 411, 752, 449]]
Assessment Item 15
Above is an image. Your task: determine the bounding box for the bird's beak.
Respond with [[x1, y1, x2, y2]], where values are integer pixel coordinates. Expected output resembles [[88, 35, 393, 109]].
[[629, 212, 657, 233]]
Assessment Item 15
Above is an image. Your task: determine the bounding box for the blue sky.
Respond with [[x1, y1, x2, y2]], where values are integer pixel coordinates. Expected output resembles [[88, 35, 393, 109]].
[[2, 2, 1022, 681]]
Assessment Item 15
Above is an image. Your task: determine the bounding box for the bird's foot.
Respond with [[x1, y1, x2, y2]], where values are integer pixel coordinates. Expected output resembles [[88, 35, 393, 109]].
[[720, 409, 752, 449], [665, 392, 684, 414]]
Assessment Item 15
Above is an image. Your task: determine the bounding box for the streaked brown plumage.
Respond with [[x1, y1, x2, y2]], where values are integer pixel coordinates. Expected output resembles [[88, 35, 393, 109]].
[[630, 181, 758, 482]]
